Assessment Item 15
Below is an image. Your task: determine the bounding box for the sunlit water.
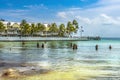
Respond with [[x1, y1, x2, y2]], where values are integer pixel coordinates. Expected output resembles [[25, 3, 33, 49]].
[[0, 38, 120, 79]]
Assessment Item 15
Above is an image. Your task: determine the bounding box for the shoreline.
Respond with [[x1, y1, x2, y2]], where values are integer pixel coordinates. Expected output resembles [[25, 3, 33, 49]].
[[0, 61, 113, 80]]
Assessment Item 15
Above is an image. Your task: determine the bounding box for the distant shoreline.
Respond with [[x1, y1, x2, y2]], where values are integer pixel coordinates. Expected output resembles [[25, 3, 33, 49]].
[[102, 37, 120, 40]]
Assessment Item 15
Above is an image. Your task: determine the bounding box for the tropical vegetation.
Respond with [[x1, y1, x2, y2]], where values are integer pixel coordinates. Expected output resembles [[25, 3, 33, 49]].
[[0, 21, 5, 33], [0, 19, 79, 37]]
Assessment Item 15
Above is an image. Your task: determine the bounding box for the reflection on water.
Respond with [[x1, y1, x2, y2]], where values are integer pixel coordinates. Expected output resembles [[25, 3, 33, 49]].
[[0, 40, 120, 79]]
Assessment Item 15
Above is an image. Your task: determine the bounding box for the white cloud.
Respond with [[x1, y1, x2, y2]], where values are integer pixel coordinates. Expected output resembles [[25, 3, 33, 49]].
[[57, 12, 67, 18], [97, 0, 120, 6], [56, 0, 120, 37], [75, 16, 91, 24], [24, 4, 48, 9]]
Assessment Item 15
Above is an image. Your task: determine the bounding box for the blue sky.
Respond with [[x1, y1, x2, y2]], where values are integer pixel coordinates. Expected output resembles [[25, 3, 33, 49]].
[[0, 0, 98, 9], [0, 0, 99, 22], [0, 0, 120, 37]]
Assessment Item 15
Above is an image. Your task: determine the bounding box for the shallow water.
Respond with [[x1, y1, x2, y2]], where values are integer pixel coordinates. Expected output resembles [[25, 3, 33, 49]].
[[0, 39, 120, 80]]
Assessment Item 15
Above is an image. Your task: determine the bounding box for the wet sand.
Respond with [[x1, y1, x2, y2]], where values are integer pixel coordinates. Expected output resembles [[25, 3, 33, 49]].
[[0, 62, 114, 80]]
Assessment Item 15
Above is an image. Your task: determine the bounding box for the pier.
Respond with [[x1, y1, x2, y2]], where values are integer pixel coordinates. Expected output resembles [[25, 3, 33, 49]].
[[0, 36, 100, 42]]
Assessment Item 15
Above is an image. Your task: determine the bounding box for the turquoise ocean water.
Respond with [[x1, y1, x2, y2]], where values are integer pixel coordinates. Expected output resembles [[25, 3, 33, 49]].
[[0, 38, 120, 78]]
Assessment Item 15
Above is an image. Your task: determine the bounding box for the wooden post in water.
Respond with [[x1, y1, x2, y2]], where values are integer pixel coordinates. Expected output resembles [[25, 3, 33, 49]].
[[73, 44, 78, 50], [70, 43, 73, 47], [22, 41, 25, 46], [37, 42, 39, 48], [41, 43, 44, 48], [109, 45, 112, 50], [95, 44, 98, 51]]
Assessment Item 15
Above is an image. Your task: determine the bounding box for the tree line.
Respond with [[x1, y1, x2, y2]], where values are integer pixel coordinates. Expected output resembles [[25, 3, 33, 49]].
[[0, 19, 79, 37]]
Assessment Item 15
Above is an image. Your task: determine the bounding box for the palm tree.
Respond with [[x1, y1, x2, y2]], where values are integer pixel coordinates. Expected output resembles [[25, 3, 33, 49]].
[[20, 19, 30, 36], [20, 19, 27, 27], [66, 21, 75, 37], [49, 23, 59, 33], [48, 23, 59, 36], [0, 21, 5, 33], [37, 23, 45, 32], [6, 22, 11, 35], [30, 23, 36, 35], [73, 19, 79, 33], [24, 23, 31, 35], [58, 24, 66, 37], [7, 22, 11, 28]]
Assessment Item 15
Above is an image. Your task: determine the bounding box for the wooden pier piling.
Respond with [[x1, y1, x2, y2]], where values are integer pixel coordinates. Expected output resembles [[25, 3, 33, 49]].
[[109, 45, 112, 50], [95, 45, 98, 51], [41, 43, 44, 48], [73, 44, 78, 50], [37, 42, 39, 48]]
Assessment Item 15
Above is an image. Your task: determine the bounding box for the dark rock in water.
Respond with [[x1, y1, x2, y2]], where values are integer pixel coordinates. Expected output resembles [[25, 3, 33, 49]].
[[31, 68, 36, 70], [20, 68, 51, 76], [1, 68, 19, 77], [20, 63, 27, 67]]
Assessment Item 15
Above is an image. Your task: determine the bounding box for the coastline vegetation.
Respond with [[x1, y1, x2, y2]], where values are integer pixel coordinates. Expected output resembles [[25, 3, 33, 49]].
[[0, 19, 79, 37]]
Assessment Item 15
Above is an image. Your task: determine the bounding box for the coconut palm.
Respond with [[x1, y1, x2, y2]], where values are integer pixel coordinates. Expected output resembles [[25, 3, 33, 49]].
[[37, 23, 45, 32], [20, 19, 27, 35], [73, 20, 78, 28], [7, 22, 11, 28], [73, 19, 79, 32], [20, 19, 30, 36], [66, 21, 76, 37], [0, 21, 5, 33], [20, 19, 27, 27], [30, 23, 36, 35], [48, 23, 59, 36], [24, 23, 31, 35], [58, 24, 66, 37], [49, 23, 59, 33]]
